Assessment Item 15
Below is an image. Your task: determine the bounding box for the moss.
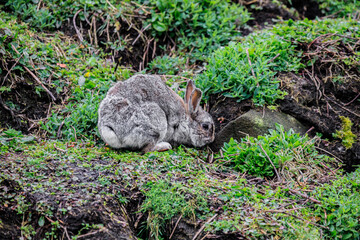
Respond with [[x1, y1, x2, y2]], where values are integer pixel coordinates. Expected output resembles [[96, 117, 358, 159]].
[[333, 116, 357, 149]]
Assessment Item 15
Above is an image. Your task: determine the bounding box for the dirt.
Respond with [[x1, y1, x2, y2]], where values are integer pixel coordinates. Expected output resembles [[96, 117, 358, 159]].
[[1, 1, 359, 239], [0, 77, 60, 133]]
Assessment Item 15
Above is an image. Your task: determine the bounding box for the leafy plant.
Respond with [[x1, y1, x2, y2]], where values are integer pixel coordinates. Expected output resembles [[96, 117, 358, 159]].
[[316, 0, 360, 17], [221, 124, 332, 178], [5, 0, 134, 30], [0, 129, 35, 152], [140, 0, 251, 61], [141, 180, 207, 239], [333, 116, 357, 149], [196, 17, 360, 105], [312, 168, 360, 239]]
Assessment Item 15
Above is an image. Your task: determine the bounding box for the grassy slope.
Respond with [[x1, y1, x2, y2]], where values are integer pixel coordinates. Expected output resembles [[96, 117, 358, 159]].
[[1, 0, 360, 239]]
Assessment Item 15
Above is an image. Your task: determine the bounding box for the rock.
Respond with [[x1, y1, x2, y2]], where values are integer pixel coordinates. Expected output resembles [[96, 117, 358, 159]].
[[210, 109, 308, 151]]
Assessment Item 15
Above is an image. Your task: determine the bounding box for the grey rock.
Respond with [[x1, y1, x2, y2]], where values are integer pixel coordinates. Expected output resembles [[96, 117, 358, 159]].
[[210, 109, 308, 151]]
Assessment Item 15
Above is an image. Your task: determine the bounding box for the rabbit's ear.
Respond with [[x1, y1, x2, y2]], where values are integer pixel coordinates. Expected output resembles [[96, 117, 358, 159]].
[[189, 88, 202, 113], [185, 80, 195, 103]]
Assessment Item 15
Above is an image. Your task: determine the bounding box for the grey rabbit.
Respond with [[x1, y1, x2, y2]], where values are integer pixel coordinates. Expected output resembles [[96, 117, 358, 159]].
[[98, 74, 215, 153]]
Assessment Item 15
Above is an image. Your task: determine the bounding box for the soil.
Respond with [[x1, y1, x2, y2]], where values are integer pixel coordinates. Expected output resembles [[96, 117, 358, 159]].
[[1, 1, 359, 240], [0, 77, 60, 133]]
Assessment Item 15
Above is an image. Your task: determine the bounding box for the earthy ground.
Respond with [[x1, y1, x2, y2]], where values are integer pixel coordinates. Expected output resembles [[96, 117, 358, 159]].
[[1, 0, 359, 239]]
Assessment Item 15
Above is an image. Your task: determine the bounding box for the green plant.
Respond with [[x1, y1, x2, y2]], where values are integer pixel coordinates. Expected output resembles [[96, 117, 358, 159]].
[[141, 180, 207, 239], [196, 18, 360, 105], [221, 124, 332, 178], [0, 12, 132, 140], [140, 0, 251, 61], [148, 55, 187, 75], [5, 0, 134, 30], [333, 116, 357, 149], [0, 129, 35, 152], [316, 0, 360, 17], [312, 168, 360, 239]]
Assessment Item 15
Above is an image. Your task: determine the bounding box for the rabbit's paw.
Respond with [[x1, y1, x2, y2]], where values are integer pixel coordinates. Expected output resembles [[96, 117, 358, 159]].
[[153, 142, 172, 152]]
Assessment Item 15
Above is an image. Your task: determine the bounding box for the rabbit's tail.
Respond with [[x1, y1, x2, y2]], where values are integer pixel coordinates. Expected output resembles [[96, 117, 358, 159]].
[[100, 126, 122, 148]]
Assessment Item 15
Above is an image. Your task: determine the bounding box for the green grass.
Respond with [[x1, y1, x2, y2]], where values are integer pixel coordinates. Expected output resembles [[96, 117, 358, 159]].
[[312, 168, 360, 239], [317, 0, 360, 17], [141, 180, 207, 239], [5, 0, 135, 30], [221, 124, 335, 179], [139, 0, 251, 61], [0, 11, 132, 141], [196, 17, 360, 105], [1, 2, 360, 239]]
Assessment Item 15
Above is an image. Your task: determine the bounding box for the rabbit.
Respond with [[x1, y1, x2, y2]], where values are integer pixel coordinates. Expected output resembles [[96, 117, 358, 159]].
[[97, 74, 215, 153]]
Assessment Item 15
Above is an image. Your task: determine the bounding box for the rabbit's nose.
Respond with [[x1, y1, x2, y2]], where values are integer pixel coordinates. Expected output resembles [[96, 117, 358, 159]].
[[201, 122, 210, 130]]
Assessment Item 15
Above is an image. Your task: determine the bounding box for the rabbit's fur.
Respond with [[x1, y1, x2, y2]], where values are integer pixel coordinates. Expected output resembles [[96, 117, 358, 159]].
[[98, 74, 215, 153]]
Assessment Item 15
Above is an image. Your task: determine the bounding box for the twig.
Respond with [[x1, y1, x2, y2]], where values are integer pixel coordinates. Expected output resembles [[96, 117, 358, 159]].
[[132, 24, 151, 45], [344, 92, 360, 106], [319, 162, 337, 175], [22, 66, 56, 101], [2, 53, 24, 85], [169, 215, 182, 239], [264, 207, 303, 213], [258, 143, 281, 181], [287, 213, 328, 229], [245, 48, 257, 83], [73, 9, 84, 42], [160, 75, 192, 82], [63, 227, 71, 240], [92, 15, 98, 47], [325, 95, 360, 118], [287, 188, 321, 204], [266, 53, 280, 64], [192, 214, 217, 240], [315, 147, 342, 162], [53, 143, 66, 152], [57, 121, 64, 138], [76, 229, 104, 239]]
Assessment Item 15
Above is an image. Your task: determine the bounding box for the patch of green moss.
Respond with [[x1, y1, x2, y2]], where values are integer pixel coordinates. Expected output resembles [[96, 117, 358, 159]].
[[333, 116, 357, 149]]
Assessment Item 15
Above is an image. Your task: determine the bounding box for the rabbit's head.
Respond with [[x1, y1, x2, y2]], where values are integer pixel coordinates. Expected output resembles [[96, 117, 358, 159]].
[[184, 80, 215, 147]]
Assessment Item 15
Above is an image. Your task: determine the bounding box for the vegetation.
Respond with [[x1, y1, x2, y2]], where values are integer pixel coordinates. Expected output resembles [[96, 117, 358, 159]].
[[333, 116, 357, 149], [317, 0, 360, 16], [139, 0, 250, 61], [312, 168, 360, 239], [141, 180, 207, 239], [196, 17, 360, 105], [222, 124, 334, 178], [1, 0, 359, 239]]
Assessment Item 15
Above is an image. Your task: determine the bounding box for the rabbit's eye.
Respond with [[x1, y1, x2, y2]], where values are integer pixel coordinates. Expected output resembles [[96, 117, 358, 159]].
[[201, 123, 210, 130]]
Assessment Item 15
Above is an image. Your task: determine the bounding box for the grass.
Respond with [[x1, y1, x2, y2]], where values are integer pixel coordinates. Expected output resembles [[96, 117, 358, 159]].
[[1, 1, 360, 239], [139, 0, 251, 61], [221, 124, 336, 179], [0, 131, 347, 239], [196, 17, 360, 105]]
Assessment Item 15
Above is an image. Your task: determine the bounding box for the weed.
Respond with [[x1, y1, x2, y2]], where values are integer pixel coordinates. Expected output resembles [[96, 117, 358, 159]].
[[312, 168, 360, 239], [333, 116, 357, 149], [221, 124, 334, 178], [5, 0, 135, 30], [196, 18, 360, 105], [316, 0, 360, 17], [0, 129, 35, 152], [141, 179, 207, 239], [140, 0, 251, 61]]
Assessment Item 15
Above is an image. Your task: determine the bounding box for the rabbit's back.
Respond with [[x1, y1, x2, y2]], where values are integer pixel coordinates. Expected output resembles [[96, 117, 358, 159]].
[[98, 75, 187, 150], [107, 75, 184, 113]]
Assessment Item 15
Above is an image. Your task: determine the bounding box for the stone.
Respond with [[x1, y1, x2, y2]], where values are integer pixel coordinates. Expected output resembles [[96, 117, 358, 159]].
[[210, 109, 309, 151]]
